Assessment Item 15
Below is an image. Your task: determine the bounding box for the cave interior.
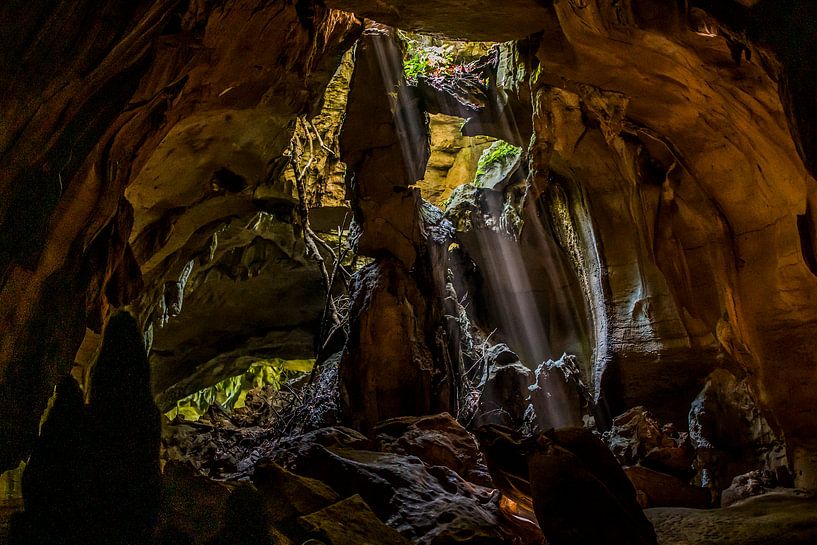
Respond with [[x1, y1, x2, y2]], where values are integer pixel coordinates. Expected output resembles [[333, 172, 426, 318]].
[[2, 1, 817, 544]]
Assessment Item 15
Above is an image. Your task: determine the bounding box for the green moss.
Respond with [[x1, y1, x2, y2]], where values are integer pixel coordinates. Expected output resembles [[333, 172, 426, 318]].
[[165, 358, 314, 421], [474, 140, 522, 185]]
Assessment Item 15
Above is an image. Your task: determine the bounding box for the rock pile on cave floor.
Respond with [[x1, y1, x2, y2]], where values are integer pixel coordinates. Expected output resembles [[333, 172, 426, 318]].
[[159, 413, 544, 545], [603, 398, 794, 509]]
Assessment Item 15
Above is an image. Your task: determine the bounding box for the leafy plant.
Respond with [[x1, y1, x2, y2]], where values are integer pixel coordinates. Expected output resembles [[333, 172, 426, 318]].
[[402, 39, 454, 83], [474, 140, 522, 185], [404, 53, 432, 81], [165, 358, 314, 421]]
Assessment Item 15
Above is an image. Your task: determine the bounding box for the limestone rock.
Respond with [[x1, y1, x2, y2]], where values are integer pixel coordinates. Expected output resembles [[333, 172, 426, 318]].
[[299, 495, 412, 545], [204, 486, 273, 545], [158, 462, 233, 544], [624, 466, 711, 509], [252, 460, 339, 525], [372, 412, 492, 486], [473, 141, 523, 190], [648, 491, 817, 545], [340, 26, 430, 268], [417, 114, 494, 206], [148, 215, 324, 410], [477, 425, 657, 545], [341, 258, 449, 432], [87, 312, 162, 545], [0, 0, 361, 471], [472, 345, 534, 429], [528, 353, 592, 432], [324, 0, 549, 41], [16, 376, 89, 545], [689, 369, 788, 495], [270, 425, 541, 545], [604, 406, 694, 479], [721, 468, 794, 508]]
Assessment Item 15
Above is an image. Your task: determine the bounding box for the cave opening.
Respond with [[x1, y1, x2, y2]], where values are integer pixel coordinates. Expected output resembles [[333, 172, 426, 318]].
[[3, 2, 817, 545]]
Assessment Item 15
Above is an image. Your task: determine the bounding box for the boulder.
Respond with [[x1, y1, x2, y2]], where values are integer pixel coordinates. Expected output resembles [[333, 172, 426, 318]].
[[269, 425, 542, 545], [604, 406, 694, 478], [528, 353, 592, 432], [158, 462, 233, 545], [721, 468, 795, 508], [204, 486, 273, 545], [299, 494, 413, 545], [252, 460, 339, 525], [472, 344, 534, 429], [624, 466, 711, 509], [477, 425, 657, 545], [372, 412, 492, 486], [689, 369, 788, 495]]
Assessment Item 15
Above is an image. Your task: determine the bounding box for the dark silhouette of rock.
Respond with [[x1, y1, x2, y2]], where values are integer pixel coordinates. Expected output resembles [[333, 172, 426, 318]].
[[157, 527, 195, 545], [86, 311, 162, 545], [269, 424, 543, 545], [252, 459, 339, 526], [528, 354, 593, 431], [477, 425, 657, 545], [205, 486, 272, 545], [14, 375, 90, 545]]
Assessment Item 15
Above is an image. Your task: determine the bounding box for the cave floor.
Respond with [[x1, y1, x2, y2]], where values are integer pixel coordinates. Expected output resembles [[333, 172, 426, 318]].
[[3, 490, 817, 544], [648, 490, 817, 545]]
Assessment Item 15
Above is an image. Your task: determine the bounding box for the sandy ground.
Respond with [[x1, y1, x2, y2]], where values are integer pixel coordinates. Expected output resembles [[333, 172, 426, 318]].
[[648, 490, 817, 545]]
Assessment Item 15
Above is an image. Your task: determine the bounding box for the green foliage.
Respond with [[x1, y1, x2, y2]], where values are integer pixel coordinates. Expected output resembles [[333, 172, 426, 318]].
[[474, 140, 522, 183], [165, 358, 314, 421], [402, 39, 454, 82]]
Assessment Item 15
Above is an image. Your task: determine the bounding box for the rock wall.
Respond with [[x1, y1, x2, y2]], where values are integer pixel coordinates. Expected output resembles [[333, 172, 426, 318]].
[[0, 0, 361, 471], [326, 0, 817, 487], [4, 0, 817, 492]]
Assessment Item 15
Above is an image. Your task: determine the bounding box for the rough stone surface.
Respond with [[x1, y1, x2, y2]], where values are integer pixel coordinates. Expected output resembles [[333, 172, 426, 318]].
[[339, 27, 430, 268], [417, 114, 494, 206], [324, 0, 550, 41], [299, 494, 413, 545], [472, 346, 534, 429], [158, 462, 233, 545], [720, 469, 794, 508], [252, 460, 340, 525], [270, 424, 542, 545], [648, 491, 817, 545], [148, 215, 324, 410], [625, 466, 711, 509], [0, 0, 361, 471], [477, 426, 657, 545], [341, 257, 450, 432], [372, 412, 492, 487], [528, 354, 592, 432], [605, 406, 695, 477], [689, 369, 787, 496]]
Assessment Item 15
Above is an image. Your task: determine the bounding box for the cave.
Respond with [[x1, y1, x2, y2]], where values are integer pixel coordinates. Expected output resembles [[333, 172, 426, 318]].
[[2, 1, 817, 544]]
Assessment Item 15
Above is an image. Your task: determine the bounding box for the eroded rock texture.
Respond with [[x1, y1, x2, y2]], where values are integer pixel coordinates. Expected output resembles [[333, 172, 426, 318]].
[[325, 0, 817, 487], [341, 258, 449, 431], [0, 0, 361, 470], [3, 0, 817, 517]]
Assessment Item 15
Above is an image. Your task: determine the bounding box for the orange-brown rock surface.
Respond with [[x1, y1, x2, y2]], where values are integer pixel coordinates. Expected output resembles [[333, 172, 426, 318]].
[[0, 0, 361, 471], [3, 0, 817, 498], [327, 0, 817, 488]]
